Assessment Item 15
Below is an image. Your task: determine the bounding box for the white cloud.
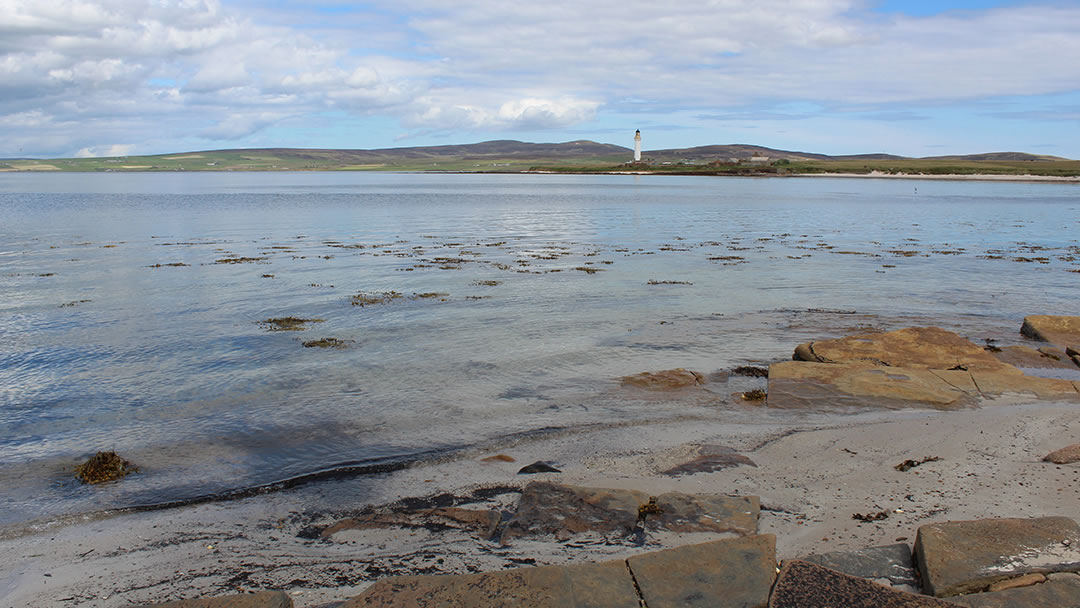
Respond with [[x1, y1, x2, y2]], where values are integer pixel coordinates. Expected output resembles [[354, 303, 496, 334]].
[[1, 0, 1078, 156], [74, 143, 135, 157]]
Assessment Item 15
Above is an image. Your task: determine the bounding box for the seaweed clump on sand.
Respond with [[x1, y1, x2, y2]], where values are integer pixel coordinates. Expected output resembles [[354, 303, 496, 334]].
[[258, 317, 324, 331], [351, 291, 403, 307], [75, 451, 138, 484]]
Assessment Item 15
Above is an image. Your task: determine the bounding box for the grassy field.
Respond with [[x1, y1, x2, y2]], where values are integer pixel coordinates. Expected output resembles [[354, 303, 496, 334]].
[[2, 148, 1078, 177]]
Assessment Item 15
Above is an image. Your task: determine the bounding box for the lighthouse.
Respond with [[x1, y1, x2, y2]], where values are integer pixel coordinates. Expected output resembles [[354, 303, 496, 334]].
[[633, 129, 642, 162]]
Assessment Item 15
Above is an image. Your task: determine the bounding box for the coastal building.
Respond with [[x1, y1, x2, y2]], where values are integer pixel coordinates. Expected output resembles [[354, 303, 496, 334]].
[[633, 130, 642, 162]]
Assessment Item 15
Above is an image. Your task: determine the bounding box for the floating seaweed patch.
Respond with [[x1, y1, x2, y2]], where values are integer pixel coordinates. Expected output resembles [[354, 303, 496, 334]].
[[214, 256, 268, 264], [351, 291, 403, 307], [574, 266, 603, 274], [412, 292, 449, 300], [647, 280, 693, 285], [707, 255, 745, 262], [732, 366, 768, 378], [261, 274, 275, 278], [147, 262, 190, 268], [60, 299, 92, 308], [38, 273, 56, 277], [258, 317, 324, 331], [75, 451, 138, 484], [471, 280, 501, 286], [302, 337, 351, 349]]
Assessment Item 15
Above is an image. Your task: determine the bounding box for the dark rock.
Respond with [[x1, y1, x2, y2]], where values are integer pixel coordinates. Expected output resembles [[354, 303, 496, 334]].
[[914, 516, 1080, 597], [946, 574, 1080, 607], [342, 558, 639, 607], [1043, 443, 1080, 464], [517, 461, 561, 474], [501, 482, 758, 542], [321, 507, 501, 540], [134, 591, 293, 607], [801, 543, 918, 587], [768, 560, 956, 607], [629, 535, 776, 608], [1021, 315, 1080, 346], [662, 446, 756, 475], [620, 368, 704, 390]]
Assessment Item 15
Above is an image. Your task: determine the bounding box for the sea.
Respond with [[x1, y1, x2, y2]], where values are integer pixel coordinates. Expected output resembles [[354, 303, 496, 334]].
[[0, 171, 1077, 529]]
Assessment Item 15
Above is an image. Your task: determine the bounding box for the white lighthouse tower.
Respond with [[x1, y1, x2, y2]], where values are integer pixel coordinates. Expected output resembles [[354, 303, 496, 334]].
[[633, 129, 642, 162]]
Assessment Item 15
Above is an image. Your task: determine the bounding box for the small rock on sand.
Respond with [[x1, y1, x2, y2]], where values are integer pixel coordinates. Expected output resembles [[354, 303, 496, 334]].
[[620, 368, 704, 390], [1043, 443, 1080, 464]]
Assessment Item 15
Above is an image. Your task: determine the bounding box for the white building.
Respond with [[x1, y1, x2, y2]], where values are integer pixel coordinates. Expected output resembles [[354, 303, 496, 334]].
[[633, 130, 642, 162]]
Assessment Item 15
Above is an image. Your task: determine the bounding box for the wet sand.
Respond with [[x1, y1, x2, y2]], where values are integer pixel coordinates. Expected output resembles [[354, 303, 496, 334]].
[[2, 397, 1077, 607]]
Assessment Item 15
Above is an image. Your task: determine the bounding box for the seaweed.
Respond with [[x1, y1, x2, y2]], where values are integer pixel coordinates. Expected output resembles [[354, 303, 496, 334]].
[[741, 388, 767, 401], [302, 338, 351, 348], [471, 280, 502, 286], [214, 256, 268, 264], [147, 262, 190, 268], [647, 280, 693, 285], [573, 266, 603, 274], [258, 317, 324, 331], [351, 291, 403, 306], [732, 366, 769, 378], [75, 451, 138, 484]]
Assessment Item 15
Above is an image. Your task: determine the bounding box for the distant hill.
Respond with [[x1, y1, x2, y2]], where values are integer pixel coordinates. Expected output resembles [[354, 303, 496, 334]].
[[921, 152, 1069, 162]]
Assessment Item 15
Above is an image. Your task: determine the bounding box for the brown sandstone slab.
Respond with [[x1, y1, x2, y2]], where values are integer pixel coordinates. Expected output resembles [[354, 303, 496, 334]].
[[945, 575, 1080, 607], [1044, 443, 1080, 464], [502, 482, 758, 542], [1021, 315, 1080, 346], [768, 560, 955, 608], [662, 446, 757, 475], [914, 517, 1080, 597], [134, 591, 293, 608], [342, 558, 639, 608], [968, 369, 1079, 399], [321, 507, 501, 540], [768, 361, 975, 409], [991, 345, 1078, 369], [793, 326, 1010, 371], [628, 535, 776, 608], [620, 368, 704, 390]]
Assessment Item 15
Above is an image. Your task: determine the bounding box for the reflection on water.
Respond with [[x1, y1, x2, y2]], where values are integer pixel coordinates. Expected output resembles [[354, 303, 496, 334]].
[[0, 172, 1077, 525]]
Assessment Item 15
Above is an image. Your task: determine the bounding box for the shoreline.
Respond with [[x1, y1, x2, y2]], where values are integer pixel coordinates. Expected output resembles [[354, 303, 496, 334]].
[[2, 397, 1077, 607]]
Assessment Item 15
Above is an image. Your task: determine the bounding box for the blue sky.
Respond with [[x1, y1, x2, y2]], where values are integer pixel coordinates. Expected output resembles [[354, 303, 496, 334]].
[[1, 0, 1078, 158]]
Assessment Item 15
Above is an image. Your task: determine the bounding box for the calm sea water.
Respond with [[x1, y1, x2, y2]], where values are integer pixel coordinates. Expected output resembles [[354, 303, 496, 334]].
[[1, 172, 1077, 527]]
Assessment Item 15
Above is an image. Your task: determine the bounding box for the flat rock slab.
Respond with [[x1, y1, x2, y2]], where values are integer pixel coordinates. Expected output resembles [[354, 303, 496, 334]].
[[801, 543, 919, 587], [1021, 315, 1080, 347], [629, 534, 776, 608], [968, 369, 1078, 399], [991, 345, 1079, 370], [945, 575, 1080, 607], [1044, 443, 1080, 464], [135, 591, 293, 608], [321, 507, 501, 540], [768, 560, 955, 608], [342, 558, 639, 608], [914, 516, 1080, 597], [793, 326, 1011, 372], [620, 368, 704, 390], [502, 482, 758, 542], [662, 445, 757, 475], [768, 362, 976, 409]]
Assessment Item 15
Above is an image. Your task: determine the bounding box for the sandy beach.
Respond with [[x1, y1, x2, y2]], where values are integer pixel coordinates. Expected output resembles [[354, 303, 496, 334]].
[[3, 395, 1077, 607]]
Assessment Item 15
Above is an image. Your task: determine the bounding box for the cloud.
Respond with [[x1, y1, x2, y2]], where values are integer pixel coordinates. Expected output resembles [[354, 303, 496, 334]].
[[75, 143, 136, 157], [1, 0, 1079, 156]]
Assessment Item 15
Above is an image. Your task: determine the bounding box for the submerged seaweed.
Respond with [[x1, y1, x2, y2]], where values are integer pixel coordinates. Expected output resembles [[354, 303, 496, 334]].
[[75, 451, 138, 484]]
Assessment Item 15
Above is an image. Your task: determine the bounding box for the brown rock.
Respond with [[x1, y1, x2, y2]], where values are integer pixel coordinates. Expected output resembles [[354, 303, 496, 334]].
[[968, 369, 1079, 399], [792, 326, 1011, 371], [914, 516, 1080, 597], [620, 368, 704, 390], [1068, 345, 1080, 358], [481, 453, 516, 462], [991, 345, 1078, 369], [1021, 315, 1080, 346], [629, 535, 776, 608], [342, 558, 639, 607], [986, 572, 1046, 592], [501, 482, 758, 542], [768, 361, 976, 409], [946, 575, 1080, 607], [768, 560, 955, 608], [1044, 443, 1080, 464], [134, 591, 292, 608]]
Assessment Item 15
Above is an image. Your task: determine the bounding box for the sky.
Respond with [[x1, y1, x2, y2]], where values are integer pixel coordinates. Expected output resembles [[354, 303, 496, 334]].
[[2, 0, 1079, 159]]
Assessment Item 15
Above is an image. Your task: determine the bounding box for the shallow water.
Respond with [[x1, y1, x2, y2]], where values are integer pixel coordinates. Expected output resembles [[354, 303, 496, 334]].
[[0, 172, 1077, 526]]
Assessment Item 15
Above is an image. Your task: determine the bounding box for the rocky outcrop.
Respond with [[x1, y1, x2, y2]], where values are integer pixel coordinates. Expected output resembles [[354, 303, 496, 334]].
[[1020, 315, 1080, 347], [990, 345, 1078, 369], [913, 516, 1080, 597], [774, 326, 1080, 409], [946, 573, 1080, 607], [662, 445, 756, 475], [321, 507, 501, 540], [1043, 443, 1080, 464], [801, 543, 918, 589], [769, 560, 954, 607], [501, 482, 759, 542], [620, 368, 704, 390], [135, 591, 293, 607]]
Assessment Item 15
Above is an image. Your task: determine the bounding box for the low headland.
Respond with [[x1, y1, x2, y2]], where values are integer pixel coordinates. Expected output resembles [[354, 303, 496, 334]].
[[3, 315, 1079, 607], [2, 140, 1078, 180]]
